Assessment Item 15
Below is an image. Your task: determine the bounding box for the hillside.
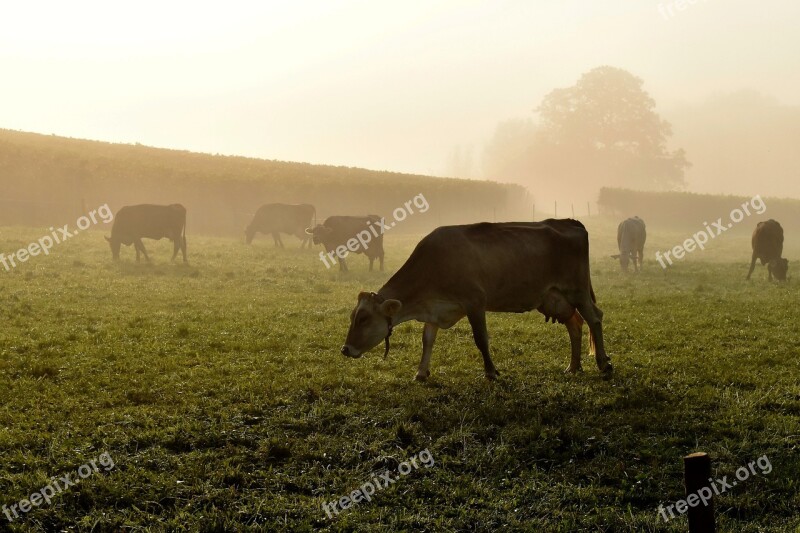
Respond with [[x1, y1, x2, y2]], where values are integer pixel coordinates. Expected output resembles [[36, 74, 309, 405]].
[[0, 129, 528, 236]]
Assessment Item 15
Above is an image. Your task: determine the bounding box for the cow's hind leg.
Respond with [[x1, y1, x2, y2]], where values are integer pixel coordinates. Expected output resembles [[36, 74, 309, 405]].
[[564, 311, 584, 373], [576, 297, 611, 376], [415, 323, 438, 382], [538, 289, 582, 372], [467, 309, 498, 380]]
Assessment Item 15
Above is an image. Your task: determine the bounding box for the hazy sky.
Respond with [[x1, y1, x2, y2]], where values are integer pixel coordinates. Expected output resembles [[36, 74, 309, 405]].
[[1, 0, 798, 180]]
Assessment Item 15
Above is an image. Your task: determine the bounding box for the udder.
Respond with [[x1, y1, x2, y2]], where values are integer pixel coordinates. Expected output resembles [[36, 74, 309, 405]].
[[537, 288, 576, 324]]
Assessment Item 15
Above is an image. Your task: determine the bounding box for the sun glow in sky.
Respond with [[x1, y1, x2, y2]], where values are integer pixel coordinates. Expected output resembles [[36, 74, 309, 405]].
[[1, 0, 799, 178]]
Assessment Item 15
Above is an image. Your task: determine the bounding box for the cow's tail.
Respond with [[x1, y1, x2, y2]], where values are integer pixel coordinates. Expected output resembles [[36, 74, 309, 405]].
[[588, 281, 597, 357]]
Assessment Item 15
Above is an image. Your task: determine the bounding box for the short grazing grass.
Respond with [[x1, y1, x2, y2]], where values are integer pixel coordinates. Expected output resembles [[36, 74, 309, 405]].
[[0, 221, 798, 532]]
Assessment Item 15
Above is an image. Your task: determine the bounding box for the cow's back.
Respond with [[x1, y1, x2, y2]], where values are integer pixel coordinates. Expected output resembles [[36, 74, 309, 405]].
[[323, 216, 384, 258], [618, 217, 646, 251], [752, 219, 784, 260], [254, 204, 314, 233], [391, 220, 590, 311], [112, 204, 185, 241]]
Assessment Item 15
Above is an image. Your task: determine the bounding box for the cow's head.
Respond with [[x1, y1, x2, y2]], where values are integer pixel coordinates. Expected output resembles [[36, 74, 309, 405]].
[[104, 235, 121, 260], [305, 224, 333, 245], [768, 257, 789, 281], [341, 292, 401, 358], [611, 253, 633, 272]]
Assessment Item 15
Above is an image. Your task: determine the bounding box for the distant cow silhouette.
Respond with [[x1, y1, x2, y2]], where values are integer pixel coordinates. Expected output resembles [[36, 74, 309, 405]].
[[747, 219, 788, 281], [105, 204, 187, 263], [306, 215, 385, 272], [613, 217, 646, 272], [245, 203, 316, 248]]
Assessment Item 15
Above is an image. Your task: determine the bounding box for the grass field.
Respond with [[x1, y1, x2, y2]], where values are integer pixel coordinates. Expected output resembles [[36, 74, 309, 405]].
[[0, 219, 798, 532]]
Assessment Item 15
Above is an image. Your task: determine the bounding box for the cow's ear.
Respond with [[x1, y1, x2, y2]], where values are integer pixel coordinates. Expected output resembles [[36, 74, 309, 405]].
[[305, 227, 314, 235], [357, 291, 372, 302], [379, 299, 402, 317]]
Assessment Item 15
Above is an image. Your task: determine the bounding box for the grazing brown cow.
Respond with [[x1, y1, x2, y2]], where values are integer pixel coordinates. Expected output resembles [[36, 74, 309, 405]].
[[306, 216, 385, 272], [747, 219, 788, 281], [340, 219, 611, 381], [105, 204, 187, 263], [613, 216, 646, 272], [245, 203, 316, 248]]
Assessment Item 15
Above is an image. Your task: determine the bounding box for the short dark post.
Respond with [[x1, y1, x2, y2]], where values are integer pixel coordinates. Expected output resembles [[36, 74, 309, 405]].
[[684, 452, 715, 533]]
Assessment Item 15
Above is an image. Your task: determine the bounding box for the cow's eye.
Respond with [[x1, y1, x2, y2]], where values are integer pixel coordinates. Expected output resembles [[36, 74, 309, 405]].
[[357, 314, 369, 325]]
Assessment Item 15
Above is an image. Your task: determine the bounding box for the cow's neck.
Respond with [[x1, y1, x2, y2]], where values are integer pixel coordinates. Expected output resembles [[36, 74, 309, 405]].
[[377, 277, 426, 326]]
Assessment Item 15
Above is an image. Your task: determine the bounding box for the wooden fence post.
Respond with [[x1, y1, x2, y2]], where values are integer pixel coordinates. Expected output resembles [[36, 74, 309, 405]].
[[684, 452, 715, 533]]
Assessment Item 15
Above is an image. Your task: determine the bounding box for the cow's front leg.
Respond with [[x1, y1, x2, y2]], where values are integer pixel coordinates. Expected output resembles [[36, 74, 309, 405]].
[[415, 323, 439, 382], [338, 256, 348, 272], [135, 239, 151, 263], [368, 256, 375, 271], [564, 311, 584, 373], [467, 309, 498, 380]]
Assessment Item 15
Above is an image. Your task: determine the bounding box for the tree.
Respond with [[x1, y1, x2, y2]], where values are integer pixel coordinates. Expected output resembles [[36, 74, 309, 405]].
[[484, 66, 690, 202]]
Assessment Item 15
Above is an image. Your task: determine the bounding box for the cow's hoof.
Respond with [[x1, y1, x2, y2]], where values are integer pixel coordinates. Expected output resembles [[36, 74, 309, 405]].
[[565, 365, 584, 374], [484, 369, 500, 381], [600, 362, 613, 380], [414, 370, 430, 382]]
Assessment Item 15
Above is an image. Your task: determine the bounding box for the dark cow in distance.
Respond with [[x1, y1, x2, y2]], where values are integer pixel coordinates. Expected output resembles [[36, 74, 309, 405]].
[[105, 204, 187, 263], [245, 203, 316, 248], [614, 216, 646, 272], [341, 219, 611, 381], [306, 215, 385, 272], [747, 219, 788, 281]]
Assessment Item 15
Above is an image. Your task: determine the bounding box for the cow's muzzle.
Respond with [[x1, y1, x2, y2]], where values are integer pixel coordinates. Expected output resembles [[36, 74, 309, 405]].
[[341, 345, 362, 358]]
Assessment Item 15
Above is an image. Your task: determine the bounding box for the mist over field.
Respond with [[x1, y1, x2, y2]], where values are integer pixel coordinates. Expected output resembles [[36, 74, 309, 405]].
[[1, 1, 799, 531]]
